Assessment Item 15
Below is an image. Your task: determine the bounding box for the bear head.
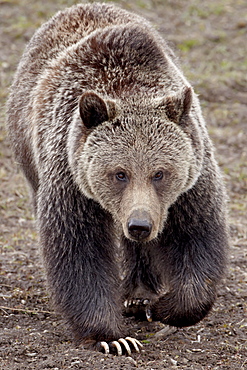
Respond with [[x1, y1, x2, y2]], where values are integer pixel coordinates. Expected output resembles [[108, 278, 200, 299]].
[[68, 88, 203, 242]]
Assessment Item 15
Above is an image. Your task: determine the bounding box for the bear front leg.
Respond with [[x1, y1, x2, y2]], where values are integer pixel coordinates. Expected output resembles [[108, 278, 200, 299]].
[[122, 237, 163, 321], [37, 183, 141, 354], [150, 176, 228, 327]]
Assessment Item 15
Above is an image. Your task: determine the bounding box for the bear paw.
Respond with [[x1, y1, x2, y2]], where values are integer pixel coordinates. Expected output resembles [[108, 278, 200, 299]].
[[124, 299, 153, 322], [99, 337, 143, 356]]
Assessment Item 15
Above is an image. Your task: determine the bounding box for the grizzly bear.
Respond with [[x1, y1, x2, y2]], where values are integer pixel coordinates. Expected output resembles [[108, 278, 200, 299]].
[[7, 2, 228, 355]]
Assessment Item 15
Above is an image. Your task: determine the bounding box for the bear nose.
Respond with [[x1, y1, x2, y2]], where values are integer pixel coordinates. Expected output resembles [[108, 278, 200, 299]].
[[127, 218, 152, 241]]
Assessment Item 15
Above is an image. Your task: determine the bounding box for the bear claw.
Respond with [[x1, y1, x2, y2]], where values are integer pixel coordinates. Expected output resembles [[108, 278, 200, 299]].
[[118, 338, 131, 355], [145, 307, 153, 322], [100, 341, 110, 354], [99, 337, 143, 356], [125, 336, 143, 352], [124, 298, 150, 307]]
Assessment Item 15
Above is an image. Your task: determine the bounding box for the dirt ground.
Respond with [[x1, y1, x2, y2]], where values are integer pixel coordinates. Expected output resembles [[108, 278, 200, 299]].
[[0, 0, 246, 369]]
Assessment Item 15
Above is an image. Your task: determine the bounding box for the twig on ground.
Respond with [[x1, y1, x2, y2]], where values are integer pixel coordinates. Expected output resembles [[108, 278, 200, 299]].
[[0, 305, 54, 315]]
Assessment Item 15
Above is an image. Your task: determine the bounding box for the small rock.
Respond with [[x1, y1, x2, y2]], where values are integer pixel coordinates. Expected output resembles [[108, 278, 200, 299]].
[[170, 357, 178, 366]]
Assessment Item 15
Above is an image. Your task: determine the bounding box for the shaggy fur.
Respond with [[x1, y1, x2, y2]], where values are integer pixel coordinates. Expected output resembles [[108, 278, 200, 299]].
[[7, 3, 228, 349]]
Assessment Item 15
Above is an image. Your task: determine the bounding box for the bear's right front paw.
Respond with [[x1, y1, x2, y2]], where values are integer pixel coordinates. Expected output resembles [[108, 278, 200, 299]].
[[99, 337, 143, 356], [124, 298, 153, 322]]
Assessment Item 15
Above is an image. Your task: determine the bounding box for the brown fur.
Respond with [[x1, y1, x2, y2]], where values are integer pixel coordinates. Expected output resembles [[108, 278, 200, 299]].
[[7, 3, 228, 351]]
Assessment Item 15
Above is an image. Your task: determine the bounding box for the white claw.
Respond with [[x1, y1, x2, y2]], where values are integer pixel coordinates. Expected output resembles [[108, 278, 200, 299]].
[[125, 337, 143, 352], [146, 307, 153, 322], [124, 298, 150, 308], [118, 338, 131, 356], [100, 341, 110, 354], [111, 340, 122, 356], [100, 337, 143, 356]]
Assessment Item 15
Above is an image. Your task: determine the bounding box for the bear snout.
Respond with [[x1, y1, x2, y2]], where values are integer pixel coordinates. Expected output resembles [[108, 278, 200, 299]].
[[127, 210, 153, 241]]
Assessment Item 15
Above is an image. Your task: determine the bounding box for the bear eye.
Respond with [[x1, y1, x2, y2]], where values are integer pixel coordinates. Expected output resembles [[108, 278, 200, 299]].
[[153, 171, 163, 181], [116, 172, 127, 181]]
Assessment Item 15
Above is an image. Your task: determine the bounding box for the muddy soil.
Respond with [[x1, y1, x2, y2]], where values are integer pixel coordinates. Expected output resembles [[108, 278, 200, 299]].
[[0, 0, 246, 369]]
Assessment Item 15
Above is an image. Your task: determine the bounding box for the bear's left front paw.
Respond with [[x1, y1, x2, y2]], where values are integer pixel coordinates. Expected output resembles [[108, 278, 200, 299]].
[[99, 337, 143, 356]]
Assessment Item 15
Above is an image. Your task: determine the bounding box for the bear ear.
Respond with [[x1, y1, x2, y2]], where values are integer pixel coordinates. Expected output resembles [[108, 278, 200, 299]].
[[79, 91, 110, 129], [160, 86, 192, 124]]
